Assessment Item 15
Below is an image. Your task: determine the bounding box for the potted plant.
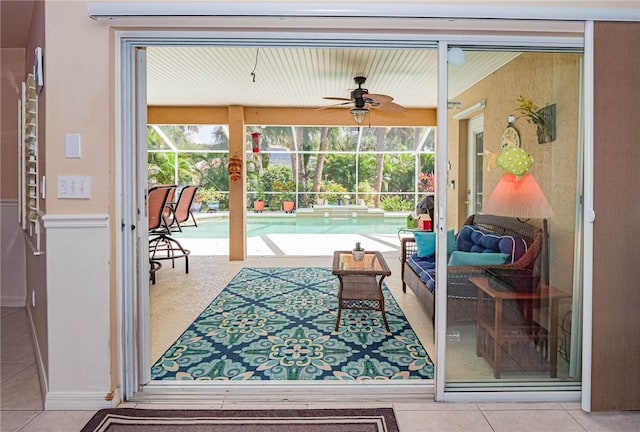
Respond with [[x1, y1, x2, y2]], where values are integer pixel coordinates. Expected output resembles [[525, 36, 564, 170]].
[[282, 191, 295, 213], [273, 180, 296, 213], [197, 187, 223, 213], [253, 187, 266, 213], [352, 242, 365, 261]]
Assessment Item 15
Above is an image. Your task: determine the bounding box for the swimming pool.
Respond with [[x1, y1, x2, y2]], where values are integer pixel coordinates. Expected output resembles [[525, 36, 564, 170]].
[[175, 215, 408, 238]]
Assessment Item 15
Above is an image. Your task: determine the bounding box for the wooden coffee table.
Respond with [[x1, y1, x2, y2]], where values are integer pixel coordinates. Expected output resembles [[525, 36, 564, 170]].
[[331, 251, 392, 332]]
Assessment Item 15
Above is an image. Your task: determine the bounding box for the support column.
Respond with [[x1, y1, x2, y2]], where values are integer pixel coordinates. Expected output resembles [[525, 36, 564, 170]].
[[228, 106, 247, 260]]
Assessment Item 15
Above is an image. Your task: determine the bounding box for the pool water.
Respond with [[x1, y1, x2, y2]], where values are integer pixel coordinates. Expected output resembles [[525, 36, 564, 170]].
[[175, 216, 407, 238]]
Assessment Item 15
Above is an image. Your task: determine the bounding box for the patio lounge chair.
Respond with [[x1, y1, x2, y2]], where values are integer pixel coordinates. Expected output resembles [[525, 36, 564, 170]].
[[148, 185, 190, 277], [168, 185, 200, 232]]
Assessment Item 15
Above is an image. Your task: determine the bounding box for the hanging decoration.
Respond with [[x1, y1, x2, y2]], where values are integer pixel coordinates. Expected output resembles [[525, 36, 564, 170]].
[[497, 146, 534, 177], [227, 154, 243, 182], [251, 132, 262, 153]]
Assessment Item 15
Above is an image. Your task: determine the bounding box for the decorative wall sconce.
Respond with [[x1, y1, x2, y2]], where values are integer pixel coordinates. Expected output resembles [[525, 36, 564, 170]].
[[227, 154, 243, 182], [535, 104, 556, 144], [515, 96, 556, 144], [251, 132, 262, 153]]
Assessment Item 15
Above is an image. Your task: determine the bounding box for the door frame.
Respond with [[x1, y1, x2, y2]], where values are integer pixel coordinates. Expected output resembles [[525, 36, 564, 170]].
[[115, 22, 590, 404], [466, 115, 484, 217]]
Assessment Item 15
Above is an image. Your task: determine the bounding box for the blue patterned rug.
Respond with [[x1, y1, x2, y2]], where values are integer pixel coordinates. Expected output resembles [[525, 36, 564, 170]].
[[151, 267, 434, 381]]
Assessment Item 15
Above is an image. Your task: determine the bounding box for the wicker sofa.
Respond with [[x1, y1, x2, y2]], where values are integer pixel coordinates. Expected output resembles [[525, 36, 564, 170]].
[[400, 214, 543, 324]]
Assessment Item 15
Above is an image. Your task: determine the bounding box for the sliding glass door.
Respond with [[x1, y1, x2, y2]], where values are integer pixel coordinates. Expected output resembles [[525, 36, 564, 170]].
[[443, 47, 584, 391]]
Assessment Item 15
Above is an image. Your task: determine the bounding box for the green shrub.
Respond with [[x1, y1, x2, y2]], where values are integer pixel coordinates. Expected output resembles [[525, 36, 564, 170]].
[[380, 195, 414, 211], [321, 181, 348, 204]]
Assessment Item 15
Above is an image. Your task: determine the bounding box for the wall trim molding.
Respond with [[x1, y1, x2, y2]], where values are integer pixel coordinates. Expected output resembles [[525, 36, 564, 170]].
[[87, 2, 640, 22], [42, 214, 109, 229]]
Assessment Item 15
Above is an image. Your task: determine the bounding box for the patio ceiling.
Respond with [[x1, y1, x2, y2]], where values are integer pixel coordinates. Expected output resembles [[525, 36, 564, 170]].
[[146, 46, 521, 110]]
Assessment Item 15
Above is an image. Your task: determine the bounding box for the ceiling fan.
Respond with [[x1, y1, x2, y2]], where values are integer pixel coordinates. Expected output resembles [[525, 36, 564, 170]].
[[322, 76, 406, 124]]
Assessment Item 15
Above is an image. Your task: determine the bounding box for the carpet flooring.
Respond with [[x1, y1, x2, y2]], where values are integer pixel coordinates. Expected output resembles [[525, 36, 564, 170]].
[[81, 408, 399, 431], [151, 267, 434, 381]]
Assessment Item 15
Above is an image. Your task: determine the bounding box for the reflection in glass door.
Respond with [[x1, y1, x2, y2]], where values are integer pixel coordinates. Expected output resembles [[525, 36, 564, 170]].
[[444, 48, 583, 389], [467, 116, 484, 217]]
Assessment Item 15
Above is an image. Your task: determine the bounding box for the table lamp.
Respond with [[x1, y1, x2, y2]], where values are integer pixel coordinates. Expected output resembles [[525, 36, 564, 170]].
[[482, 172, 554, 284]]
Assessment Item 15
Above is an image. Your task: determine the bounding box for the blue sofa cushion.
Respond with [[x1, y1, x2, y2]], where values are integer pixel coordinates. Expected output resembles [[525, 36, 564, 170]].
[[456, 225, 527, 264], [448, 251, 510, 266], [407, 254, 436, 293]]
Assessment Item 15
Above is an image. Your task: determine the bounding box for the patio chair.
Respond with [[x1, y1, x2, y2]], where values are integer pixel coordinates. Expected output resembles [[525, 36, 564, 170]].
[[162, 184, 178, 229], [168, 185, 200, 232], [148, 185, 190, 276]]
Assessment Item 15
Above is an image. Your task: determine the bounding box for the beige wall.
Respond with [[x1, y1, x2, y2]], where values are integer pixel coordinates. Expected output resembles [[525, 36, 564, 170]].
[[0, 49, 24, 199], [448, 52, 581, 294], [45, 2, 111, 214]]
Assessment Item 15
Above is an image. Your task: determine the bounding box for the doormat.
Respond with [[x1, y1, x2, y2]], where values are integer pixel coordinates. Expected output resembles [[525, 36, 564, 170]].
[[151, 267, 434, 381], [81, 407, 399, 431]]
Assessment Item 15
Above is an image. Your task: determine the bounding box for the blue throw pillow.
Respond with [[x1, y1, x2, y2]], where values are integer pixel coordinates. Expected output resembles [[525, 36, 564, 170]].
[[447, 229, 457, 255], [448, 251, 510, 266], [456, 225, 527, 264], [414, 231, 436, 257]]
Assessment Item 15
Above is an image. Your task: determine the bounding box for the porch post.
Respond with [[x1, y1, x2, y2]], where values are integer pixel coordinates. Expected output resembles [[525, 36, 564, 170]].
[[228, 105, 247, 260]]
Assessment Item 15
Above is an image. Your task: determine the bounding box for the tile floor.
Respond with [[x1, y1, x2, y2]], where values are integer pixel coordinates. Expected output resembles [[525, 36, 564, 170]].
[[4, 311, 640, 431], [2, 248, 640, 430]]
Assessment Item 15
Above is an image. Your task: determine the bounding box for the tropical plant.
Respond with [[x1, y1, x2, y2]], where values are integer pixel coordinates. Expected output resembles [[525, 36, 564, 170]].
[[516, 95, 545, 127], [321, 181, 348, 204], [273, 180, 296, 202], [254, 186, 266, 202], [197, 187, 223, 204], [379, 195, 414, 211]]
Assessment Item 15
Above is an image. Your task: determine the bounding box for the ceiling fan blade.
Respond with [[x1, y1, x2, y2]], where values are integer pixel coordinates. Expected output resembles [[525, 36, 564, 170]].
[[316, 101, 354, 110], [323, 96, 352, 102], [372, 101, 407, 113], [365, 93, 394, 104]]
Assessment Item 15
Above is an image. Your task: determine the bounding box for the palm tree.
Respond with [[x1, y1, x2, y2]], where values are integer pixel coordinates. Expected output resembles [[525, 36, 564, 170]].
[[311, 127, 329, 194]]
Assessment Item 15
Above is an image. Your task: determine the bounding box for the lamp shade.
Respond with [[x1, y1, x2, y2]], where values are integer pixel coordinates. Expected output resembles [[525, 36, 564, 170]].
[[482, 173, 554, 219]]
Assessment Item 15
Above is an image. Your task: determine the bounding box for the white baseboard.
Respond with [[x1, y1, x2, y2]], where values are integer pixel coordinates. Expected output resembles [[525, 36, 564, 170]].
[[45, 390, 120, 410]]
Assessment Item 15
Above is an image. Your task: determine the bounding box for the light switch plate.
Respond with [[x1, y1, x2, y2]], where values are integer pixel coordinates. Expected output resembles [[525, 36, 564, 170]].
[[65, 134, 81, 158], [57, 175, 91, 199]]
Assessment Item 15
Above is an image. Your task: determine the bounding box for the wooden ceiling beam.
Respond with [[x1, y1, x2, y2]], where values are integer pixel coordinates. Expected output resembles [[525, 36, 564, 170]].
[[148, 106, 437, 127]]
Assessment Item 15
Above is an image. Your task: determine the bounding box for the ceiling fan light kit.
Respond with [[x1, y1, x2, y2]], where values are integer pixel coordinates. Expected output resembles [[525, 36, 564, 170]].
[[350, 107, 369, 124]]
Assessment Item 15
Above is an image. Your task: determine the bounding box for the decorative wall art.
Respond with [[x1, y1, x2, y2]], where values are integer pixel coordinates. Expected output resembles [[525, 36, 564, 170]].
[[516, 96, 556, 144], [227, 154, 243, 182]]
